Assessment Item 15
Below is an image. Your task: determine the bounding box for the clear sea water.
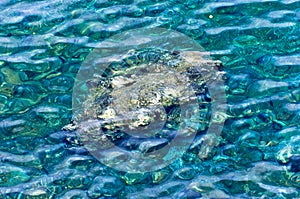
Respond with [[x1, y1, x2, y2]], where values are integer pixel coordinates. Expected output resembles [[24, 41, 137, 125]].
[[0, 0, 300, 198]]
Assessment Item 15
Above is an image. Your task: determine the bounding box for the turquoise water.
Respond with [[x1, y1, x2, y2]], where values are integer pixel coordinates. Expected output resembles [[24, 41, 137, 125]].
[[0, 0, 300, 198]]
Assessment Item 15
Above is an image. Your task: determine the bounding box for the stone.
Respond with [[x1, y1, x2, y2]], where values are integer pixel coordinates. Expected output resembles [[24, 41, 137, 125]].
[[121, 172, 148, 185], [87, 176, 123, 198], [151, 170, 170, 184], [0, 164, 31, 186], [65, 49, 225, 164], [58, 189, 88, 199], [138, 138, 169, 153], [174, 166, 196, 180]]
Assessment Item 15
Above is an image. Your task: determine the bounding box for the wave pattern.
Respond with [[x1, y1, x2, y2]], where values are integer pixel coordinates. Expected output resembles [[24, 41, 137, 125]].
[[0, 0, 300, 198]]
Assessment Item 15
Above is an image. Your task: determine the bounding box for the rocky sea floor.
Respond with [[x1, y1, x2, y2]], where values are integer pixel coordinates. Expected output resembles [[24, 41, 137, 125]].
[[0, 0, 300, 198]]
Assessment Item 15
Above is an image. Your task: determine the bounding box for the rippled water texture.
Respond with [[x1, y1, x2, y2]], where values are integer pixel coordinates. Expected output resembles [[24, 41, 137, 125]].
[[0, 0, 300, 198]]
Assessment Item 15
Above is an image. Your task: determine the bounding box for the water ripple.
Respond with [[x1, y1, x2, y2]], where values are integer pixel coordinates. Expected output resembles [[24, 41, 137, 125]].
[[0, 0, 300, 198]]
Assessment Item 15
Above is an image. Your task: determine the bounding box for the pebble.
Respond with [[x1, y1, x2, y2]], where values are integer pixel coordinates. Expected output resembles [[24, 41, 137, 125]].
[[0, 164, 31, 186], [227, 74, 251, 95], [18, 188, 51, 199], [157, 181, 185, 197], [58, 189, 89, 199], [151, 170, 170, 184], [53, 171, 91, 190], [233, 35, 259, 47], [88, 176, 124, 198], [174, 166, 196, 180], [54, 155, 94, 171], [287, 155, 300, 172], [36, 143, 66, 171], [0, 118, 26, 135], [145, 3, 168, 16], [138, 138, 169, 153], [121, 172, 148, 185]]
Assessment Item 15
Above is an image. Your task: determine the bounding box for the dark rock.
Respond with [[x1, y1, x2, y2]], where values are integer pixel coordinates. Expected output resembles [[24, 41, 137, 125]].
[[288, 155, 300, 172]]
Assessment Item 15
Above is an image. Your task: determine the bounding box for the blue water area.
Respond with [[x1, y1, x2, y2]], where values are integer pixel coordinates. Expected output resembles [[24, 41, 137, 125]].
[[0, 0, 300, 198]]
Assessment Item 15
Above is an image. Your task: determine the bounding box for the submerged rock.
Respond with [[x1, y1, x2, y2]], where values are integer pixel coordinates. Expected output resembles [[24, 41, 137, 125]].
[[0, 164, 31, 186], [20, 188, 50, 199], [66, 49, 225, 171], [58, 189, 89, 199], [174, 166, 196, 180], [288, 155, 300, 172], [87, 176, 124, 198]]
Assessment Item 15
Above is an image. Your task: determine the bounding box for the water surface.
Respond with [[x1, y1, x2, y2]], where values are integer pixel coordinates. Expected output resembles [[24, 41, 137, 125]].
[[0, 0, 300, 198]]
